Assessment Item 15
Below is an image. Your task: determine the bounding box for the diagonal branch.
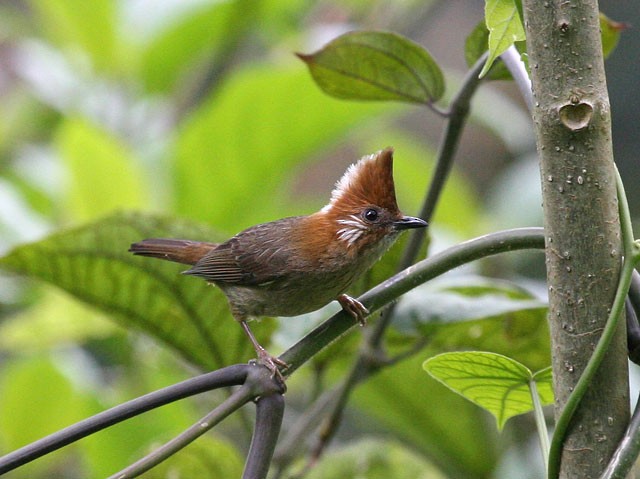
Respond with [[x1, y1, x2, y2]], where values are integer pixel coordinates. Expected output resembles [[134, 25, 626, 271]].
[[0, 365, 252, 475], [279, 227, 544, 376], [274, 227, 545, 473], [109, 385, 257, 479]]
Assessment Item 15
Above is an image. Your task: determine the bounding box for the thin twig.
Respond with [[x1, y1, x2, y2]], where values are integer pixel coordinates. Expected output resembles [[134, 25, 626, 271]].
[[272, 388, 342, 475], [371, 52, 488, 347], [109, 385, 256, 479]]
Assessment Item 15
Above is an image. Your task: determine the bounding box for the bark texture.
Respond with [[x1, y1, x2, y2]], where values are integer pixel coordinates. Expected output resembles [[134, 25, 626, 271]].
[[522, 1, 629, 478]]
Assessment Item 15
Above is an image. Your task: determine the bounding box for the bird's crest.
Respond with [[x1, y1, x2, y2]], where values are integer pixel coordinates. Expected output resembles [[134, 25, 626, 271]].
[[321, 147, 399, 216]]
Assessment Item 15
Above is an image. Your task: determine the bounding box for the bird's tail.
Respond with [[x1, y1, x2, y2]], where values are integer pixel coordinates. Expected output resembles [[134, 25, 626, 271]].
[[129, 238, 218, 266]]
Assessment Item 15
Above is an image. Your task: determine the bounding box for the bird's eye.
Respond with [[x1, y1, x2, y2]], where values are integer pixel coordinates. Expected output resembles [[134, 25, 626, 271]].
[[363, 208, 379, 222]]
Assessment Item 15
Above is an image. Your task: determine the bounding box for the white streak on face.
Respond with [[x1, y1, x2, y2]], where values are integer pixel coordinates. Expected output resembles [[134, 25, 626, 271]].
[[336, 215, 367, 247]]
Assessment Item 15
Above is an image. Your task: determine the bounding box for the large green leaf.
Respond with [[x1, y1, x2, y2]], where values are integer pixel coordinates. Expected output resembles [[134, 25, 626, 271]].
[[174, 65, 396, 231], [0, 356, 94, 477], [424, 351, 553, 429], [393, 277, 550, 371], [0, 212, 276, 370], [298, 31, 445, 104]]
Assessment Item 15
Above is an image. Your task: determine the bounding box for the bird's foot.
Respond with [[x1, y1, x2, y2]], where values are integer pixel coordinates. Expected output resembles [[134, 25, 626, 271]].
[[338, 294, 369, 327], [253, 347, 289, 385]]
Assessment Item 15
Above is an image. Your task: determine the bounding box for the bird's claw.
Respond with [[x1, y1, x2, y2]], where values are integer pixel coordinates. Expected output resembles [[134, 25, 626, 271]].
[[253, 347, 288, 387], [338, 294, 369, 326]]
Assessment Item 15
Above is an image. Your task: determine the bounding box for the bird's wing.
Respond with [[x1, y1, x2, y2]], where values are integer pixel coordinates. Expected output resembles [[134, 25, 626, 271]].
[[183, 218, 300, 285]]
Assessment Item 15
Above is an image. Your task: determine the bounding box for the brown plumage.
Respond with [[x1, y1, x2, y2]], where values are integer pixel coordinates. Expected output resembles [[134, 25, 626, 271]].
[[129, 148, 427, 380]]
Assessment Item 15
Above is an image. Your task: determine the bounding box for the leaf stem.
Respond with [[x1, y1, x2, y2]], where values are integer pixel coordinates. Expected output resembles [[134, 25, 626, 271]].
[[500, 45, 533, 111], [529, 379, 550, 475]]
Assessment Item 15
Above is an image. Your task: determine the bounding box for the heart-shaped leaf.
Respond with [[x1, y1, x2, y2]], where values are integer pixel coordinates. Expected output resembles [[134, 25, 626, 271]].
[[298, 31, 444, 104], [0, 212, 275, 370], [423, 351, 553, 429]]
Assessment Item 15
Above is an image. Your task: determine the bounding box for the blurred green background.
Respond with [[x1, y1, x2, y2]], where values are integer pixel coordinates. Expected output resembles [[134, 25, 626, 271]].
[[0, 1, 637, 478]]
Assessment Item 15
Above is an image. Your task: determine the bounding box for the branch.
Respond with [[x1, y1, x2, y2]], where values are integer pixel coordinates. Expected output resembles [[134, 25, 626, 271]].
[[109, 385, 256, 479], [279, 227, 544, 375], [0, 365, 253, 475], [601, 370, 640, 479], [274, 227, 545, 473], [109, 361, 286, 478], [500, 46, 533, 111], [243, 393, 286, 479], [625, 270, 640, 364]]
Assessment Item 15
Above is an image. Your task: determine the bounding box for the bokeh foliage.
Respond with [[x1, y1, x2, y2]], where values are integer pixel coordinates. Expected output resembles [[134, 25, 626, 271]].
[[0, 1, 552, 478]]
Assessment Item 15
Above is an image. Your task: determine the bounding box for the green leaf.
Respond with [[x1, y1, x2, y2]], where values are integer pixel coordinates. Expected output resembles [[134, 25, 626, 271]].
[[394, 277, 550, 371], [298, 31, 445, 104], [0, 356, 95, 476], [600, 12, 627, 59], [465, 21, 511, 81], [0, 356, 91, 447], [0, 212, 275, 370], [424, 351, 554, 429], [480, 0, 526, 78], [355, 354, 498, 479], [0, 288, 117, 352]]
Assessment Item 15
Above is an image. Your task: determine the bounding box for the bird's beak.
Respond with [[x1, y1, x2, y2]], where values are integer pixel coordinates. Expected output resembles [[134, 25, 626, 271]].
[[394, 216, 428, 230]]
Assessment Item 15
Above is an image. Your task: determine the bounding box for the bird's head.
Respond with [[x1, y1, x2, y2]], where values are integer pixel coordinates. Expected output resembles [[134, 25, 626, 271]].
[[318, 147, 427, 251]]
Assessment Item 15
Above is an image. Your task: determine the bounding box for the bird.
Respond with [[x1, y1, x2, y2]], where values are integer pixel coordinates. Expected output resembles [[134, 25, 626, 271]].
[[129, 147, 427, 380]]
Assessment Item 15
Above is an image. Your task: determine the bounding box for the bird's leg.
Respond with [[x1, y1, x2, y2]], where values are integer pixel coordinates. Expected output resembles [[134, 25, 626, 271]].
[[240, 320, 288, 382], [337, 294, 369, 326]]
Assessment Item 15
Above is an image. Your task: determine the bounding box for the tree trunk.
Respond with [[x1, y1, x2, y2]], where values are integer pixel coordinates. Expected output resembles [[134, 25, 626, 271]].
[[522, 1, 629, 477]]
